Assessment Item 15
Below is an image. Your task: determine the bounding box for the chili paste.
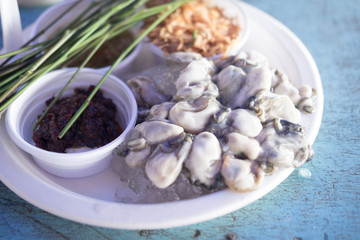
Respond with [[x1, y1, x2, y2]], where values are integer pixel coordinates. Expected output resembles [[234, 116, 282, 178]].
[[32, 86, 122, 153]]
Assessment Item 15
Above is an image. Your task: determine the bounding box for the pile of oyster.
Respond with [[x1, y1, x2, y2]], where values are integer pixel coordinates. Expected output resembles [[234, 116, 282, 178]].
[[117, 51, 316, 193]]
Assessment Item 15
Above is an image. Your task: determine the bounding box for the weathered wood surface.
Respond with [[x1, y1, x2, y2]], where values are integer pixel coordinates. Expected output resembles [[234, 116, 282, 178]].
[[1, 0, 359, 239]]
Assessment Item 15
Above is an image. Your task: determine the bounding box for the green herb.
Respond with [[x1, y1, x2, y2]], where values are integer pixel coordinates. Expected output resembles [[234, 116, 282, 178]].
[[0, 0, 192, 138], [192, 29, 198, 45]]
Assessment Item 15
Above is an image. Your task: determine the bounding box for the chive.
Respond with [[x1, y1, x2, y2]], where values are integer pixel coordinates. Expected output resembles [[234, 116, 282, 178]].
[[193, 29, 198, 45], [59, 0, 192, 138], [0, 0, 192, 141]]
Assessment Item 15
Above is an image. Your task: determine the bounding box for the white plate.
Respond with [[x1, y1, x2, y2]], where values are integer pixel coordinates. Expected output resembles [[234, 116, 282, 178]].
[[0, 2, 323, 230]]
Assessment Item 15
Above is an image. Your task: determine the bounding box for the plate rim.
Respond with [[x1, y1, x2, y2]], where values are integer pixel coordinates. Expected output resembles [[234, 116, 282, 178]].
[[0, 1, 323, 230]]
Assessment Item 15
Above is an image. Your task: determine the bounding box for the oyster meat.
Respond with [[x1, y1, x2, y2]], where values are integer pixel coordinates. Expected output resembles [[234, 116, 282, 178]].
[[117, 51, 316, 198], [221, 153, 264, 192], [185, 132, 222, 187], [169, 96, 221, 134], [127, 76, 171, 108]]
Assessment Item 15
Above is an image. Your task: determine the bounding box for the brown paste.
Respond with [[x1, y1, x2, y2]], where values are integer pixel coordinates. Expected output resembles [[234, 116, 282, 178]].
[[32, 86, 122, 153]]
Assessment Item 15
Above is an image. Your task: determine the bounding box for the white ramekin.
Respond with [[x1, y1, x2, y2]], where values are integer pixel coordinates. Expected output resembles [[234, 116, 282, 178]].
[[5, 68, 137, 178]]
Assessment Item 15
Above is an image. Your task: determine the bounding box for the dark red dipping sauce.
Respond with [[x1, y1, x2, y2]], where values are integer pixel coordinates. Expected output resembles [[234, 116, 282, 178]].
[[32, 86, 122, 153]]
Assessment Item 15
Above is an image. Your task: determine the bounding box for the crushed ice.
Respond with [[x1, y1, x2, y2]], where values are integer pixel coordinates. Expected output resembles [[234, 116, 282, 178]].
[[298, 168, 312, 179], [111, 154, 216, 203]]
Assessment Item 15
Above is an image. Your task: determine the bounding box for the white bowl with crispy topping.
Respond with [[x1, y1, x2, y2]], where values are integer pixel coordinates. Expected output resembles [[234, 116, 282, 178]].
[[145, 0, 249, 59]]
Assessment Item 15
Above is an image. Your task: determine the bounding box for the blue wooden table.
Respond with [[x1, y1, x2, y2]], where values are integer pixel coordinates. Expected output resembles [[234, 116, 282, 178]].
[[1, 0, 359, 239]]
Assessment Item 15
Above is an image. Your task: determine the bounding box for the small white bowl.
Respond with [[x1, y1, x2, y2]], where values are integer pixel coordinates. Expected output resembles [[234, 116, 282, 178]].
[[146, 0, 249, 60], [31, 0, 142, 77], [5, 68, 137, 178]]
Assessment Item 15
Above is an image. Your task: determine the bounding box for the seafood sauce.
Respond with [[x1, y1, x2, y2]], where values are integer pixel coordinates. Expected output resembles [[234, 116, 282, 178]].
[[33, 86, 122, 153]]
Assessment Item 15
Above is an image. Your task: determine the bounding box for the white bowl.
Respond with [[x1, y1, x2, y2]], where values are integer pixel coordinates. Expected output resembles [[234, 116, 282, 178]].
[[146, 0, 249, 60], [5, 68, 137, 178], [31, 0, 142, 77]]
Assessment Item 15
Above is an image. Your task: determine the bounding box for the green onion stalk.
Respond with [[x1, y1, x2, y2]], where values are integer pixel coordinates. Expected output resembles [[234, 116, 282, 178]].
[[0, 0, 193, 138]]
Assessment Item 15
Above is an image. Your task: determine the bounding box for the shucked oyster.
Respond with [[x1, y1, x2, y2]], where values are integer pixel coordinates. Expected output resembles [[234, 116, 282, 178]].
[[257, 119, 314, 168], [169, 96, 221, 134], [249, 90, 301, 123], [185, 132, 222, 187], [231, 66, 273, 109], [123, 121, 184, 168], [221, 153, 264, 192], [117, 51, 317, 196], [127, 76, 171, 108], [224, 132, 261, 161], [215, 65, 246, 106], [216, 51, 272, 109], [228, 109, 263, 138], [175, 58, 217, 100], [146, 136, 192, 188]]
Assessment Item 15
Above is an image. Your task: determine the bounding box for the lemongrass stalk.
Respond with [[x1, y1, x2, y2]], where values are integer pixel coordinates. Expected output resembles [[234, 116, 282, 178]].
[[106, 0, 148, 23], [0, 44, 47, 81], [63, 21, 137, 65], [37, 22, 113, 73], [0, 0, 83, 68], [0, 30, 74, 104], [0, 1, 134, 112], [27, 25, 110, 84], [1, 0, 193, 119], [109, 1, 180, 33], [0, 53, 61, 113], [0, 67, 28, 87], [0, 83, 27, 115], [0, 38, 59, 74], [10, 20, 110, 82], [0, 0, 104, 62], [0, 60, 54, 115], [0, 43, 41, 59], [0, 40, 61, 90], [46, 0, 137, 58], [45, 7, 148, 68], [0, 58, 34, 78], [74, 0, 137, 29], [59, 0, 192, 138], [0, 0, 134, 61], [0, 2, 112, 98], [0, 0, 134, 74], [106, 0, 194, 40], [0, 63, 50, 115], [84, 2, 181, 49]]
